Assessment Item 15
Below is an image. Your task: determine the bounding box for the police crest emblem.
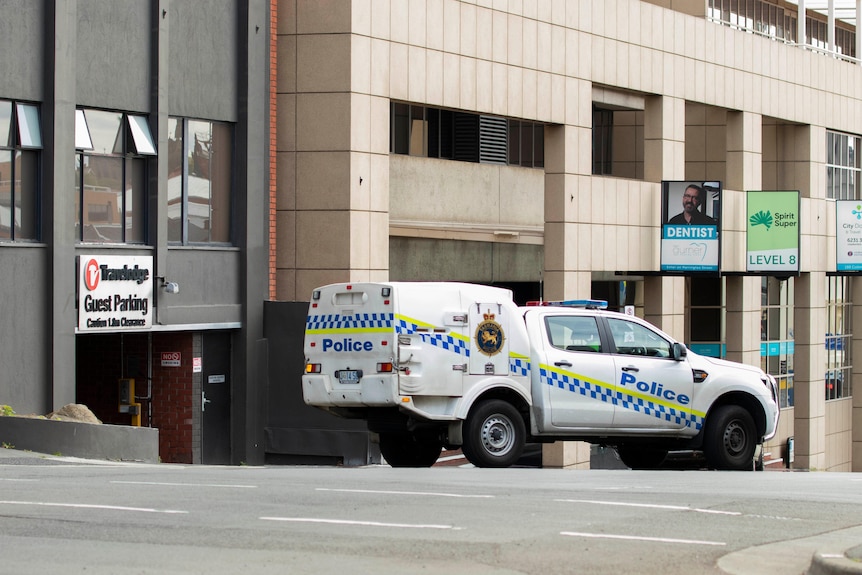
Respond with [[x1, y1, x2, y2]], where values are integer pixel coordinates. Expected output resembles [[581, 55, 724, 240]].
[[475, 311, 505, 356]]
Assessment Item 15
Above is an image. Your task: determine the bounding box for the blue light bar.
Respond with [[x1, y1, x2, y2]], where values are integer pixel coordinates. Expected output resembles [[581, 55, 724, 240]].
[[526, 299, 608, 309]]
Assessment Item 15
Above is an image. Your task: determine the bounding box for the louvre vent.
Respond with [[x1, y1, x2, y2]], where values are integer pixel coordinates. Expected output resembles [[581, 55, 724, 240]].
[[479, 115, 508, 165]]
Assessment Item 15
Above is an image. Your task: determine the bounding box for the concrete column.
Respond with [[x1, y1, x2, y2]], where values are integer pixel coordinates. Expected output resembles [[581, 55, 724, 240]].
[[725, 276, 762, 367], [46, 0, 78, 410], [725, 112, 762, 369], [851, 280, 862, 471], [541, 115, 593, 468], [280, 1, 391, 300], [793, 272, 827, 470]]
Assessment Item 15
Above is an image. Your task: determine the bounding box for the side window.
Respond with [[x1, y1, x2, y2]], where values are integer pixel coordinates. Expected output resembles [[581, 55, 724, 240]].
[[607, 318, 671, 358], [545, 316, 602, 353]]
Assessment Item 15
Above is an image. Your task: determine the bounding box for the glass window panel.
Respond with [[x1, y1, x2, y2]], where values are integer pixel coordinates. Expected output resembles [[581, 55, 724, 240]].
[[85, 109, 123, 155], [16, 104, 41, 149], [534, 124, 544, 168], [82, 155, 123, 243], [409, 105, 426, 156], [75, 109, 93, 150], [14, 150, 38, 240], [392, 103, 409, 155], [208, 122, 232, 243], [127, 115, 156, 155], [125, 157, 146, 243], [187, 120, 213, 243], [167, 117, 183, 243], [508, 120, 520, 165], [0, 101, 13, 148], [75, 155, 82, 238], [0, 150, 11, 239], [520, 121, 533, 167]]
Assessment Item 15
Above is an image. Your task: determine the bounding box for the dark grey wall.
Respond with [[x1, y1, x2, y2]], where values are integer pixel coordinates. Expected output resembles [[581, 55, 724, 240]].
[[169, 0, 238, 121], [0, 0, 44, 100], [0, 248, 50, 413], [162, 249, 243, 324], [76, 0, 151, 112], [263, 301, 380, 466]]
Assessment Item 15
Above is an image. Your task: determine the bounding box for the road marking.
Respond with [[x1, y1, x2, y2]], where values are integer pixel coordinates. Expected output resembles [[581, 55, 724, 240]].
[[561, 531, 726, 546], [0, 500, 187, 514], [0, 478, 39, 482], [260, 517, 462, 530], [112, 480, 257, 489], [316, 488, 493, 499], [556, 499, 741, 515]]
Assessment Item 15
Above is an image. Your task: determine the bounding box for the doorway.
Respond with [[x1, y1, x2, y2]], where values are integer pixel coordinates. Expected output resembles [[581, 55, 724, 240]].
[[202, 332, 232, 464]]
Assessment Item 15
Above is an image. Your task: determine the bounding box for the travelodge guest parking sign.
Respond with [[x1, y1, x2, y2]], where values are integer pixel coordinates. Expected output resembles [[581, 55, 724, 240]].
[[78, 255, 153, 331]]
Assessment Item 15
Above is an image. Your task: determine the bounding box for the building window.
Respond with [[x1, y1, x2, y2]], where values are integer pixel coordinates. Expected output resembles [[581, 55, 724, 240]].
[[168, 118, 234, 244], [761, 276, 794, 408], [827, 131, 860, 200], [390, 102, 544, 168], [592, 107, 613, 175], [826, 276, 853, 400], [0, 100, 41, 241], [75, 109, 155, 244], [688, 277, 726, 359]]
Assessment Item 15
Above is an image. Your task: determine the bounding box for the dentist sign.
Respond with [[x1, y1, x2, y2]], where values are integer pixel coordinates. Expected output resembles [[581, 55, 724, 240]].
[[660, 181, 722, 272]]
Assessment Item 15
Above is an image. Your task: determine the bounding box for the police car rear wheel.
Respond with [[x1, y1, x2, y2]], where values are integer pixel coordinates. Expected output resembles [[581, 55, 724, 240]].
[[379, 432, 442, 467], [462, 400, 526, 468], [704, 405, 756, 471]]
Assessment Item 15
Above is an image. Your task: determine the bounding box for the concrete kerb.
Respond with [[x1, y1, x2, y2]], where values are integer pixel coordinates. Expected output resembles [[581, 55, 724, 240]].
[[806, 546, 862, 575]]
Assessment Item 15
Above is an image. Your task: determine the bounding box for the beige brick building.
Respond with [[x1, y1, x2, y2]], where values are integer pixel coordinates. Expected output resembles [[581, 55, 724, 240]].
[[276, 0, 862, 471]]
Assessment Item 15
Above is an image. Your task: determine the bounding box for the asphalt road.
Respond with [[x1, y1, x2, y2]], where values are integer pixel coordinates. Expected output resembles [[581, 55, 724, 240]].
[[1, 448, 861, 575]]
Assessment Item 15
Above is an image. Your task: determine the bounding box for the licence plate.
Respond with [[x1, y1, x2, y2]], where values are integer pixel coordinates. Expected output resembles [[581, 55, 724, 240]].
[[336, 369, 362, 384]]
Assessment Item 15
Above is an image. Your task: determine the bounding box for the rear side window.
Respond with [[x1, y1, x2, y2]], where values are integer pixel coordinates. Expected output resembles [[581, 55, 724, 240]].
[[545, 316, 602, 353]]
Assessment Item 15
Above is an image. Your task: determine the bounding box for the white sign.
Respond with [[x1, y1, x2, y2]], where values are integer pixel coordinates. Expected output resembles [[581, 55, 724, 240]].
[[193, 357, 202, 373], [161, 352, 181, 367], [78, 255, 153, 331], [836, 200, 862, 271]]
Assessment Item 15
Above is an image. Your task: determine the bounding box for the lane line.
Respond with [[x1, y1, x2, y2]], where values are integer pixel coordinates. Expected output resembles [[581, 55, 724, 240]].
[[316, 488, 493, 499], [0, 478, 39, 482], [561, 531, 726, 546], [0, 500, 187, 514], [260, 517, 462, 530], [112, 480, 257, 489], [556, 498, 741, 516]]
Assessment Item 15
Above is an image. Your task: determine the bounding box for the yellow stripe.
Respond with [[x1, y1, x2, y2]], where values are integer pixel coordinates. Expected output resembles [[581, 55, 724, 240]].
[[306, 327, 392, 335], [542, 364, 705, 418], [509, 351, 530, 360], [395, 314, 470, 343]]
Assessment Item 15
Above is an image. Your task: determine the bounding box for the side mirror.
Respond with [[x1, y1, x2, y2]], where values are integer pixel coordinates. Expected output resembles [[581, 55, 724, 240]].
[[672, 342, 688, 361]]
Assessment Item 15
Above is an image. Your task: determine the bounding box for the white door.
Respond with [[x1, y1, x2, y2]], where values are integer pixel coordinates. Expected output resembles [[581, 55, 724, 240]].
[[605, 317, 695, 430], [541, 314, 616, 428]]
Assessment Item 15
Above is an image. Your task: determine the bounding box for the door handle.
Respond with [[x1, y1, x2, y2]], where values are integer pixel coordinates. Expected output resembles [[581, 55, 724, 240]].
[[555, 360, 572, 367], [621, 365, 639, 372], [202, 391, 212, 412]]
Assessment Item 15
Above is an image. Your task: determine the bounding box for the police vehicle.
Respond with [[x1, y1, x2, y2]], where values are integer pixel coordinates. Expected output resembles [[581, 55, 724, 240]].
[[302, 282, 779, 470]]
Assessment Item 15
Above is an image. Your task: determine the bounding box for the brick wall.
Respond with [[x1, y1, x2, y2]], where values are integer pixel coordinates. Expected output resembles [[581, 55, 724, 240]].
[[150, 333, 195, 464]]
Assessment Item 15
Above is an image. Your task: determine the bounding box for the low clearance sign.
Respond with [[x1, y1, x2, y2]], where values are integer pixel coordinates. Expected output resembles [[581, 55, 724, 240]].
[[78, 255, 153, 331]]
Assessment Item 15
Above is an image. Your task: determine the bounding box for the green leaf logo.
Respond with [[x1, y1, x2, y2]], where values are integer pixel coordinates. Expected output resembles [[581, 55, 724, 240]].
[[750, 210, 773, 230]]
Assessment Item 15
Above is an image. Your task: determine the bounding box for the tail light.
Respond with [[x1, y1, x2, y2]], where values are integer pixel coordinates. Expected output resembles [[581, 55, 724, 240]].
[[305, 363, 321, 374], [377, 362, 393, 373]]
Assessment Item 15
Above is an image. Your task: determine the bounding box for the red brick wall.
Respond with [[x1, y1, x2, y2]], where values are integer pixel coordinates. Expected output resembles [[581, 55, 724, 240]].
[[150, 333, 195, 464]]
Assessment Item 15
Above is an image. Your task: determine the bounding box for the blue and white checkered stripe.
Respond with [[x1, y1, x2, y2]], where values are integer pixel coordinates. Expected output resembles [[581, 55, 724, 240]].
[[539, 364, 703, 430], [540, 366, 616, 403], [509, 355, 530, 377], [613, 390, 702, 429], [395, 317, 470, 357], [306, 313, 393, 331]]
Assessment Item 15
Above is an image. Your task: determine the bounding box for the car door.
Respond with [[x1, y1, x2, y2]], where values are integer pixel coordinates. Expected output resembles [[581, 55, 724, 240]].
[[540, 313, 617, 428], [605, 317, 695, 430]]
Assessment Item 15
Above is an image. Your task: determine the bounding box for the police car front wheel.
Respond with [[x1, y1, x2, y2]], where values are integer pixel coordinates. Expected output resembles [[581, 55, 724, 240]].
[[703, 405, 757, 471]]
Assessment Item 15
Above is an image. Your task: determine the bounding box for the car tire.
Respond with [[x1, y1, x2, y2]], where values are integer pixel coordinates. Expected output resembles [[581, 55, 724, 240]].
[[703, 405, 757, 471], [462, 399, 525, 468]]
